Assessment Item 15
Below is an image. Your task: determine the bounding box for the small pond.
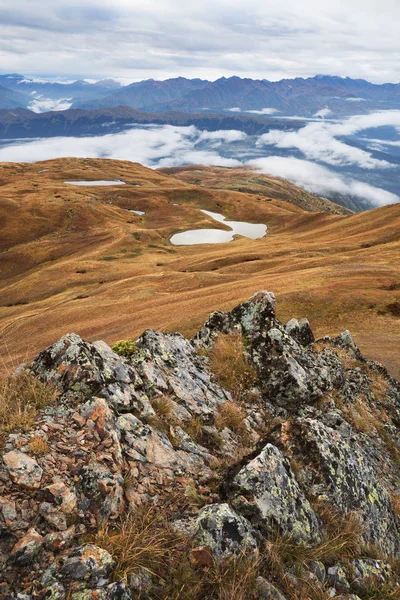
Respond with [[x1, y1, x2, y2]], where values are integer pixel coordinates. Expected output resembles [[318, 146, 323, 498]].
[[64, 180, 126, 186], [170, 209, 267, 246]]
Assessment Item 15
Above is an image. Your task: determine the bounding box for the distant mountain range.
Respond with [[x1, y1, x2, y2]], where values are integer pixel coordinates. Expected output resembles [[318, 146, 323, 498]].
[[0, 106, 303, 139], [1, 73, 400, 117]]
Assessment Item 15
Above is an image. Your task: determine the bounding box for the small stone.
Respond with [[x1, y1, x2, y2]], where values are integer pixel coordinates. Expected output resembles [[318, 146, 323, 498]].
[[0, 496, 17, 526], [255, 577, 288, 600], [60, 544, 114, 584], [327, 565, 351, 593], [44, 525, 76, 552], [46, 481, 78, 514], [3, 451, 43, 489], [39, 502, 67, 531], [10, 527, 44, 565], [194, 503, 257, 558]]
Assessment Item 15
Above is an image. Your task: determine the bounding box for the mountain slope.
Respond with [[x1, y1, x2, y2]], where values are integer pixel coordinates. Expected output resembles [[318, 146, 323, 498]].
[[0, 84, 30, 109], [0, 158, 398, 379]]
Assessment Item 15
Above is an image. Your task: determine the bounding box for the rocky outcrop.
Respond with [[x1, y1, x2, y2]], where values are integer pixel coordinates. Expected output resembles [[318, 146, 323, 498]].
[[0, 291, 399, 599]]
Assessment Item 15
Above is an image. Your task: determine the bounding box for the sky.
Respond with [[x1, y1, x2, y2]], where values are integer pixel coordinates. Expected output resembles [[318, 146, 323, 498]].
[[0, 0, 399, 83]]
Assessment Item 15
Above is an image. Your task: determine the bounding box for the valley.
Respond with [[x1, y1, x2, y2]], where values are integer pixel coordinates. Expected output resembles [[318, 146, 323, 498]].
[[0, 158, 399, 378]]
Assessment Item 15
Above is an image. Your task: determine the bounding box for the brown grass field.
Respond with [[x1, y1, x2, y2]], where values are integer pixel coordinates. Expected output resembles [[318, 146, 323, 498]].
[[0, 157, 399, 377]]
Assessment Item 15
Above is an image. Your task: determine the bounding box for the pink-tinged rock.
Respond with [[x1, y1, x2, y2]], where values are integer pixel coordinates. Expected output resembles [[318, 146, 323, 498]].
[[0, 496, 17, 525], [60, 544, 114, 583], [11, 527, 44, 565], [44, 525, 76, 552], [46, 481, 78, 514], [39, 502, 67, 531], [3, 451, 43, 489]]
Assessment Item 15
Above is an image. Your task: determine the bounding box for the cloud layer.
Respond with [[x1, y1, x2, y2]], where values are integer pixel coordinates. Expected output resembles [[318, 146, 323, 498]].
[[0, 118, 398, 207], [257, 111, 400, 168], [0, 0, 399, 82]]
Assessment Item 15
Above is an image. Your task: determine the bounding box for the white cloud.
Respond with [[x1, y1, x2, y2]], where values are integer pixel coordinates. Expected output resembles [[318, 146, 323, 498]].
[[248, 156, 399, 206], [28, 97, 73, 113], [257, 110, 400, 168], [246, 108, 279, 115], [313, 108, 332, 118], [346, 97, 366, 102], [0, 0, 400, 82], [227, 107, 242, 112]]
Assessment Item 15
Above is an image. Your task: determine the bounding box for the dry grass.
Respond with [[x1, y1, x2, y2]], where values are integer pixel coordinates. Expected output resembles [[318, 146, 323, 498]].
[[28, 434, 49, 456], [0, 371, 57, 448], [268, 510, 363, 568], [335, 395, 380, 436], [208, 333, 257, 402], [94, 506, 185, 582], [1, 158, 399, 383], [214, 401, 248, 441]]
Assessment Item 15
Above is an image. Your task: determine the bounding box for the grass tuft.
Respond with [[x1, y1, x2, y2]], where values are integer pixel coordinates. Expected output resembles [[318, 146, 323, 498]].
[[0, 371, 57, 448], [28, 435, 49, 456], [208, 333, 257, 402]]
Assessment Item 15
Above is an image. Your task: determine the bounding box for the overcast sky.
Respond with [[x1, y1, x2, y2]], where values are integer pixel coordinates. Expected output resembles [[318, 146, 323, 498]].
[[0, 0, 399, 83]]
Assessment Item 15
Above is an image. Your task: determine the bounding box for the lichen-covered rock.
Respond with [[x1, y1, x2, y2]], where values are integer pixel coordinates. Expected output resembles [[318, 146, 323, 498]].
[[326, 565, 351, 593], [194, 503, 257, 557], [69, 582, 132, 600], [282, 418, 400, 556], [30, 333, 153, 415], [60, 544, 114, 584], [195, 291, 331, 407], [348, 558, 393, 593], [79, 460, 125, 521], [10, 527, 44, 565], [3, 451, 43, 489], [225, 443, 322, 545], [136, 329, 230, 417]]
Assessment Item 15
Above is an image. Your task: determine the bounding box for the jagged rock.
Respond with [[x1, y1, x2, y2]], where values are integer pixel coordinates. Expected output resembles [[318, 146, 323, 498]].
[[195, 291, 331, 407], [10, 527, 44, 565], [117, 413, 178, 467], [59, 544, 114, 584], [194, 503, 257, 557], [137, 329, 230, 417], [3, 451, 43, 489], [285, 318, 314, 346], [348, 558, 393, 593], [225, 443, 323, 545], [281, 418, 400, 556], [255, 577, 288, 599], [30, 333, 153, 416], [79, 460, 125, 521]]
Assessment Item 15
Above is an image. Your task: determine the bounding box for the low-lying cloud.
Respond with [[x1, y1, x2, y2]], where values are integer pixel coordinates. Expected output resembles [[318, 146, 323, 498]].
[[0, 120, 398, 208], [248, 156, 399, 207], [257, 110, 400, 169]]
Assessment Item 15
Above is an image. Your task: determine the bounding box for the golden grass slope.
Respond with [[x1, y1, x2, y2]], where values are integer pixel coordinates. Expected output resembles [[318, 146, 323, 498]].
[[159, 165, 352, 215], [0, 158, 399, 378]]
